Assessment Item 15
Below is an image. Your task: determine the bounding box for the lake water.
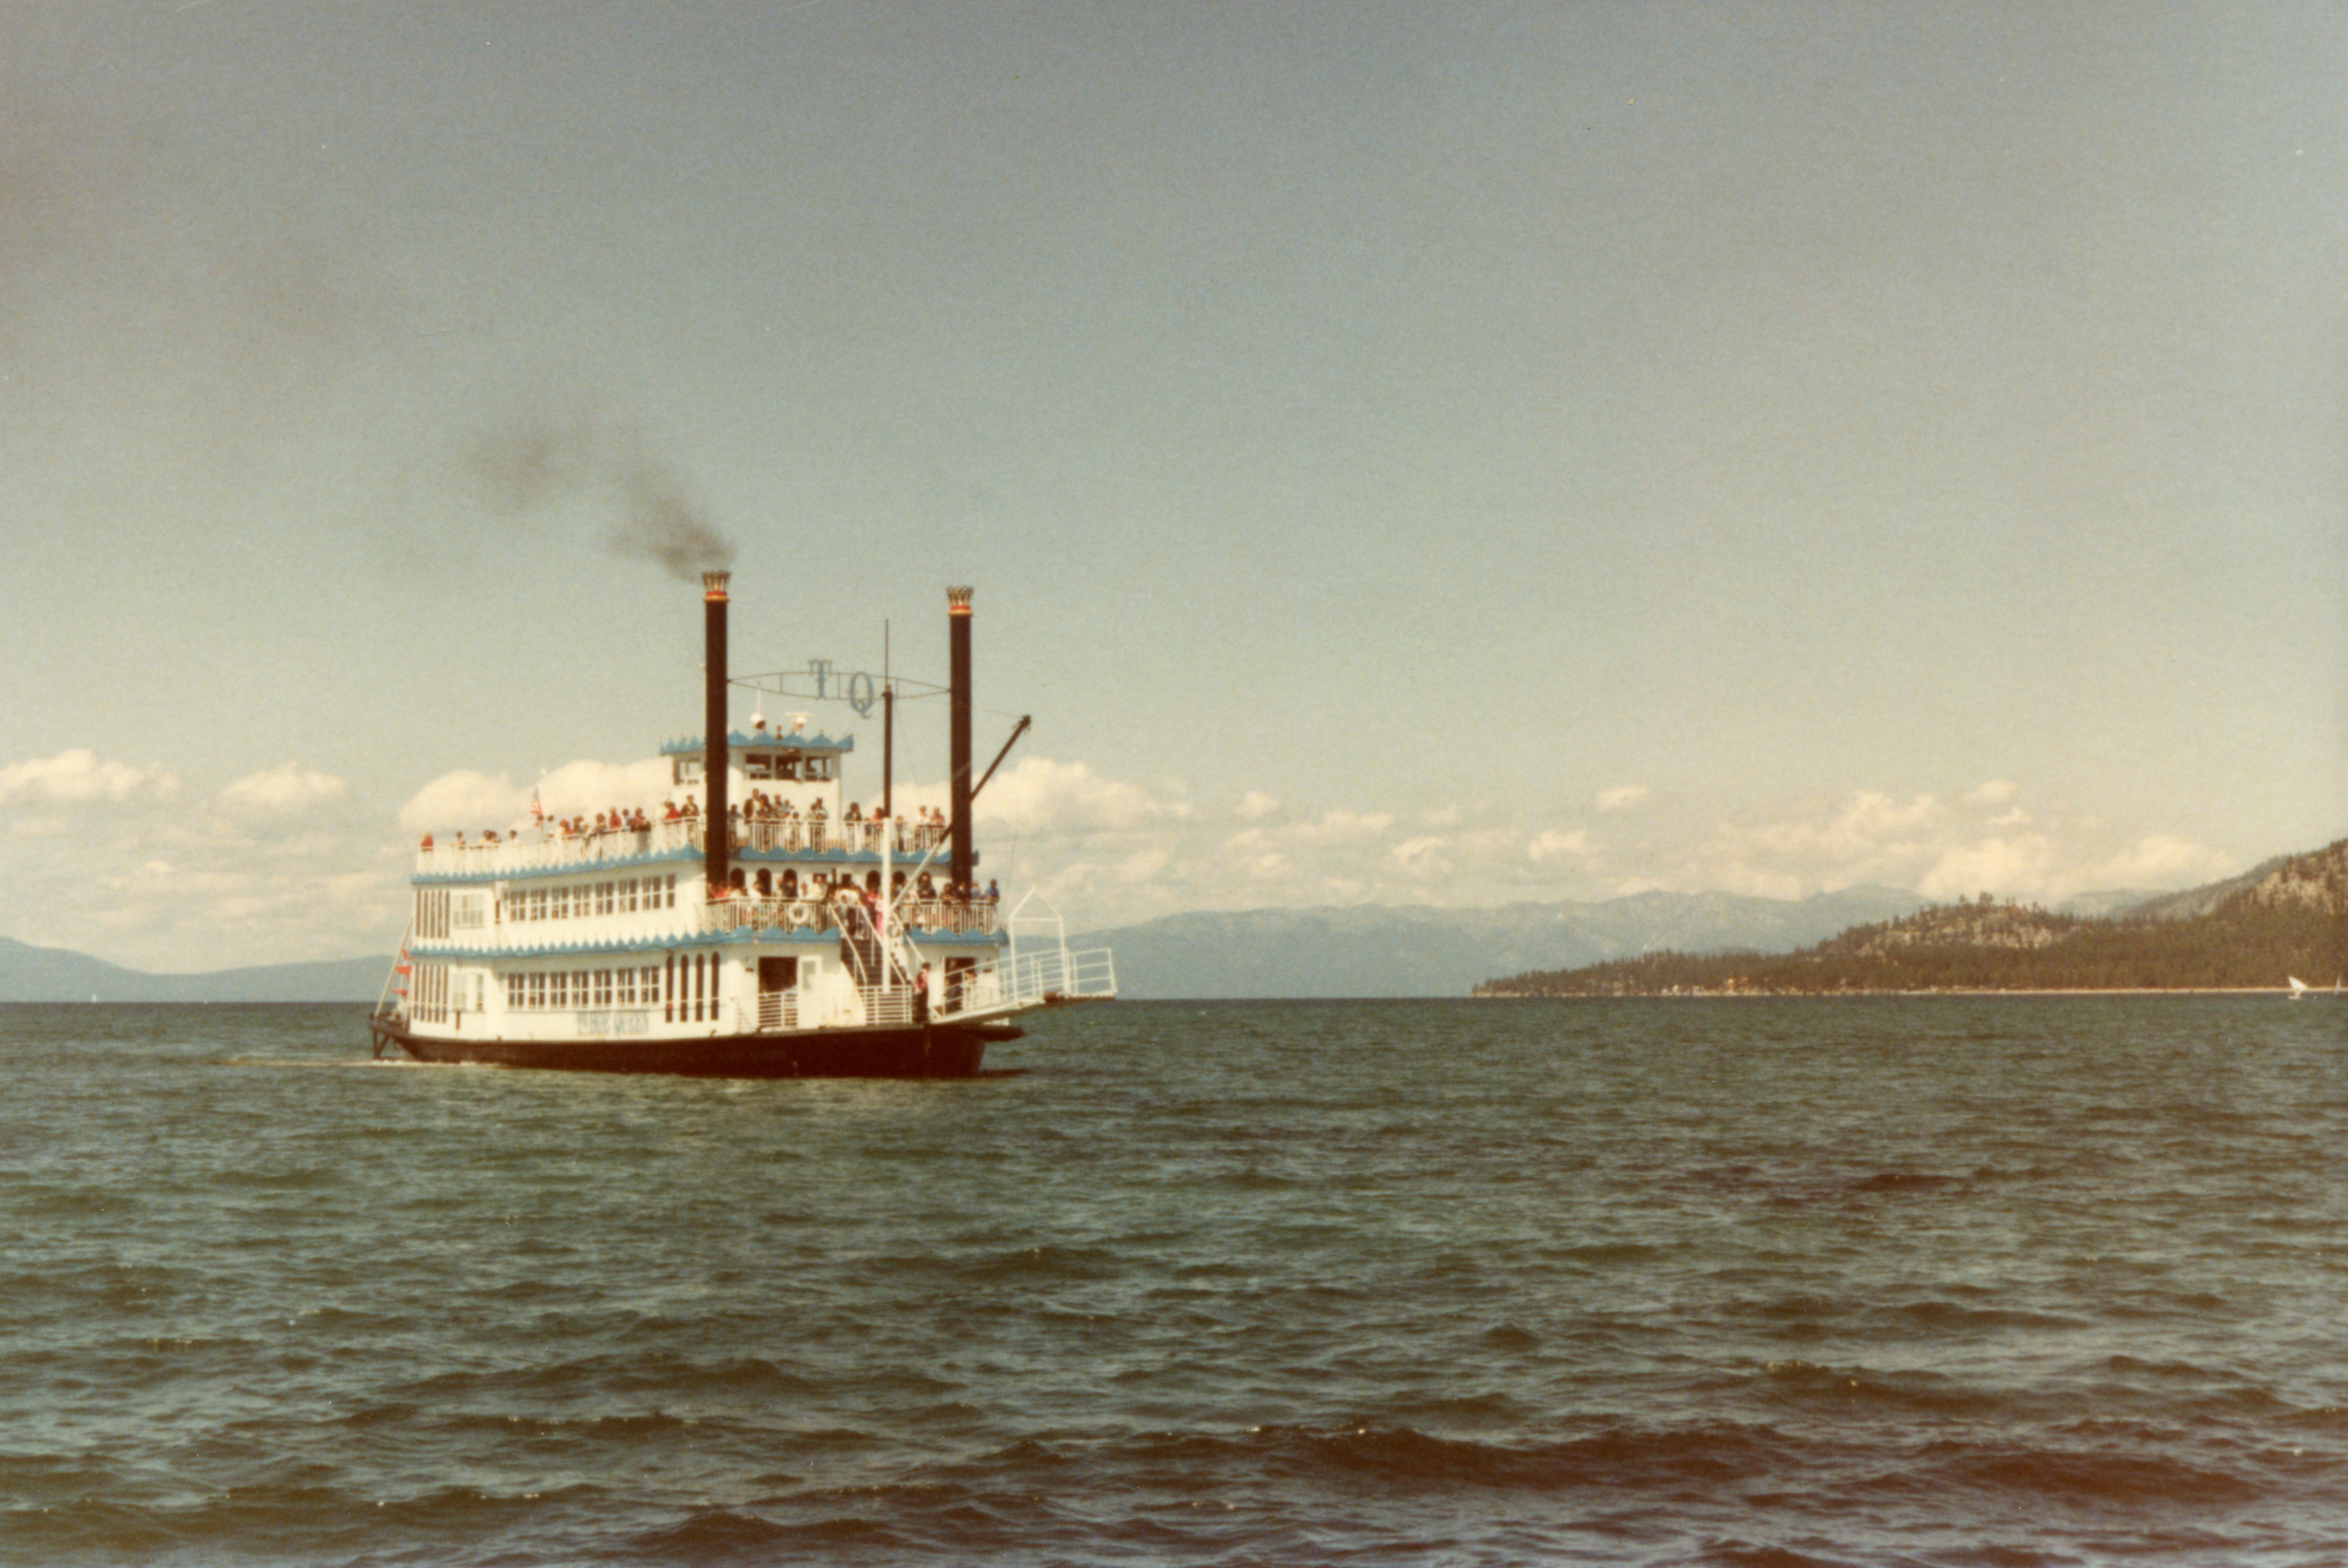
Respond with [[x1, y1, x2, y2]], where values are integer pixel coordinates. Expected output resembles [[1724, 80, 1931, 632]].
[[5, 997, 2346, 1566]]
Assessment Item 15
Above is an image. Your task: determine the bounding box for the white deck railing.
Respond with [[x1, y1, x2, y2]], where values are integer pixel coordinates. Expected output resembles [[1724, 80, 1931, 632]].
[[696, 896, 997, 937], [417, 820, 700, 877], [735, 819, 948, 856], [984, 944, 1119, 1016], [416, 817, 952, 876]]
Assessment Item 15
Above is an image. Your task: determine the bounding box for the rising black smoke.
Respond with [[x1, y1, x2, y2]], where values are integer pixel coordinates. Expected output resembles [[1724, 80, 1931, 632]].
[[459, 411, 735, 583]]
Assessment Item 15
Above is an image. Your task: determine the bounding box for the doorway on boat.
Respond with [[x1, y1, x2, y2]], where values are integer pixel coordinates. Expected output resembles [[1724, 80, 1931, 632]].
[[757, 956, 799, 1029], [945, 956, 976, 1015]]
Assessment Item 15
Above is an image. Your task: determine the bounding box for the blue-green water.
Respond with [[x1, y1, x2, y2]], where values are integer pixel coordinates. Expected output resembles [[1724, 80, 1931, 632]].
[[5, 998, 2347, 1565]]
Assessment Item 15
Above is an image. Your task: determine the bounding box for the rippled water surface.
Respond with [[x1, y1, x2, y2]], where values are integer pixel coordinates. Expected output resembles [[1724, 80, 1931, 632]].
[[6, 997, 2348, 1565]]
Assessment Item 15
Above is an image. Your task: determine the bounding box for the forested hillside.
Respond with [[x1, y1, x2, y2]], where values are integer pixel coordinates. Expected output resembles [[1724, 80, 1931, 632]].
[[1479, 838, 2348, 996]]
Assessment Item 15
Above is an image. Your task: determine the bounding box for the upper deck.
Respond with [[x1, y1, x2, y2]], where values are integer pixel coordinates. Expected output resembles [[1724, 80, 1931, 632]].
[[415, 814, 952, 882]]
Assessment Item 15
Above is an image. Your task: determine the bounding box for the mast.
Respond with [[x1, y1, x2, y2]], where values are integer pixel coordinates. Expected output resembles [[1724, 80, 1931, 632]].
[[703, 571, 731, 898], [948, 586, 974, 892], [882, 620, 894, 822]]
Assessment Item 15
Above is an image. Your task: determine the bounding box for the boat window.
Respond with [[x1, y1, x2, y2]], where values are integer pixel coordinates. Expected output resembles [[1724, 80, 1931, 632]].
[[674, 757, 703, 784], [745, 753, 771, 780], [773, 752, 800, 781], [803, 754, 833, 782]]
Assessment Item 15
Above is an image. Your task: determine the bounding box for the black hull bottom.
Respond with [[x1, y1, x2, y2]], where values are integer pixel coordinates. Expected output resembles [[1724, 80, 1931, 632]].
[[367, 1017, 1019, 1079]]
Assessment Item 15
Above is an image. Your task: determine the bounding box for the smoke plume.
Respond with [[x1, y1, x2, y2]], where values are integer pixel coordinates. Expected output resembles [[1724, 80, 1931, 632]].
[[460, 411, 736, 583]]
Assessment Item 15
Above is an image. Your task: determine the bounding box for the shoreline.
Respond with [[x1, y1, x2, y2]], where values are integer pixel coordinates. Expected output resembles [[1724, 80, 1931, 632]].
[[1477, 986, 2317, 999]]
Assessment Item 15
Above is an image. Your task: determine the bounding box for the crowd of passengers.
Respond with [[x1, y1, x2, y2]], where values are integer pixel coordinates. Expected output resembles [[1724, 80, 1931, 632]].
[[418, 799, 954, 850], [717, 869, 1001, 908]]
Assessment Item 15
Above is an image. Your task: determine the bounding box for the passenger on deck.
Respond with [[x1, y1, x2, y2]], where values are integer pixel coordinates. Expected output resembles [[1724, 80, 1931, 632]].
[[662, 800, 678, 821]]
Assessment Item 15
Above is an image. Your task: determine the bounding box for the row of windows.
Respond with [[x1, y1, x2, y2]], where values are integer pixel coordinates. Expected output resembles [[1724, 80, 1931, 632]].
[[491, 954, 721, 1023], [508, 875, 679, 922], [743, 751, 837, 782], [414, 961, 448, 1021], [505, 968, 666, 1010], [415, 963, 486, 1018], [670, 753, 839, 785]]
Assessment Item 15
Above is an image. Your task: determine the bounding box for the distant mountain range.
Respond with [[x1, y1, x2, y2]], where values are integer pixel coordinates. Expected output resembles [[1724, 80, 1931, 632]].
[[1073, 885, 1929, 998], [0, 938, 388, 1004]]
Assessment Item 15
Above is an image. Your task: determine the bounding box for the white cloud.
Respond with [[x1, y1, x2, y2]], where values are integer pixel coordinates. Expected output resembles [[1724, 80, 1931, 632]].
[[2090, 833, 2237, 890], [398, 769, 528, 834], [219, 762, 348, 815], [536, 758, 680, 819], [0, 748, 178, 805], [1661, 786, 2237, 906], [398, 758, 681, 836], [1235, 790, 1281, 822], [1594, 783, 1651, 813], [976, 756, 1184, 836], [0, 748, 404, 971], [1528, 828, 1591, 862], [1392, 835, 1448, 865], [1916, 835, 2060, 902]]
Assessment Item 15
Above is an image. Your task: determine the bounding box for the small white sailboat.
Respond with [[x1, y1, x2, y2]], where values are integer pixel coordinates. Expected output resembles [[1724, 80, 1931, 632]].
[[2287, 976, 2311, 1001]]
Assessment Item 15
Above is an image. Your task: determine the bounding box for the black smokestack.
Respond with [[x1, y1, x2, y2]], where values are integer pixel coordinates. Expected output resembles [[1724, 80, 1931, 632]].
[[948, 586, 973, 892], [704, 572, 731, 898]]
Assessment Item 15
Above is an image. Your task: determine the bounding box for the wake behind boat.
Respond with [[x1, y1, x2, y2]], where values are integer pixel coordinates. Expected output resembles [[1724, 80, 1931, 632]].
[[368, 577, 1115, 1076]]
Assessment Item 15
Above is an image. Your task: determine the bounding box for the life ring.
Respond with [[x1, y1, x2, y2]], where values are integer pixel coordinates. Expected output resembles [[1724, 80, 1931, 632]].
[[786, 901, 813, 929]]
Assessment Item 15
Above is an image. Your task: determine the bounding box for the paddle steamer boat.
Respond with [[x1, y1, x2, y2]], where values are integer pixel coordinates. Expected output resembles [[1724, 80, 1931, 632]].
[[367, 577, 1115, 1076]]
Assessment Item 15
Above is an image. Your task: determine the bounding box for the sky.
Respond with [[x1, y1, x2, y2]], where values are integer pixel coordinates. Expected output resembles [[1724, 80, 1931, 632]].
[[1, 2, 2341, 972]]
